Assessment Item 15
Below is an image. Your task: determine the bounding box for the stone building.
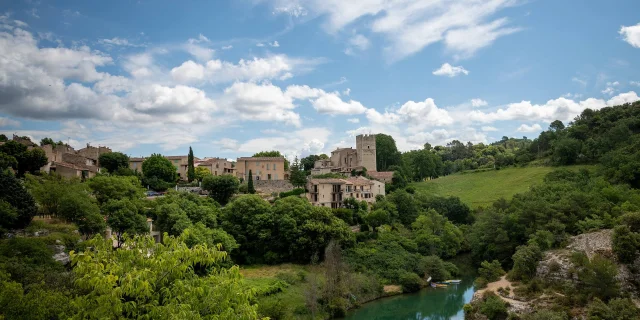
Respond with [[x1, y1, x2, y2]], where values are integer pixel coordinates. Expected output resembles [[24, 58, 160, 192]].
[[197, 157, 235, 176], [236, 157, 287, 181], [40, 142, 99, 179], [311, 134, 377, 175], [76, 144, 112, 165], [306, 176, 385, 208]]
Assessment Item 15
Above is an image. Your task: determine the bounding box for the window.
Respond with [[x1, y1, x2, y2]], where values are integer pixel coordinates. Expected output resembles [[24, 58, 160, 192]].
[[268, 174, 272, 180], [273, 163, 276, 170], [133, 163, 137, 169], [216, 164, 219, 168], [267, 164, 269, 171]]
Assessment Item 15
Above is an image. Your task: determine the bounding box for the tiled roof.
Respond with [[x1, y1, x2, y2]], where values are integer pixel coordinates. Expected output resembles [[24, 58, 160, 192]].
[[130, 157, 145, 161], [165, 156, 188, 160], [199, 158, 229, 165], [309, 178, 348, 184], [346, 177, 374, 186], [237, 157, 285, 161]]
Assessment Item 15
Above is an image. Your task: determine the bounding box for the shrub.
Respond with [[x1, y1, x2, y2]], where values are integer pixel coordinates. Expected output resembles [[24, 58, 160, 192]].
[[399, 272, 422, 293], [478, 260, 505, 282], [479, 292, 508, 320], [474, 277, 489, 289], [612, 225, 639, 264], [279, 188, 305, 198]]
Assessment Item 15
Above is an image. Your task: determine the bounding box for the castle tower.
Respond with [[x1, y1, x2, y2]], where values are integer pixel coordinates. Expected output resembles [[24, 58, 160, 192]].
[[356, 134, 377, 172]]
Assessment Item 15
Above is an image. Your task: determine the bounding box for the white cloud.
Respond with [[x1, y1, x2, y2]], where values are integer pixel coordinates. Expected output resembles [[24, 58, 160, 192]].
[[602, 87, 616, 96], [481, 126, 498, 132], [466, 92, 640, 124], [170, 54, 321, 84], [620, 23, 640, 48], [221, 45, 233, 50], [343, 88, 351, 96], [13, 20, 28, 28], [471, 98, 488, 107], [516, 123, 542, 133], [185, 36, 214, 61], [563, 93, 583, 99], [345, 34, 370, 55], [285, 84, 367, 115], [606, 81, 620, 86], [214, 138, 239, 151], [269, 41, 280, 47], [273, 4, 308, 17], [347, 118, 359, 123], [631, 81, 640, 87], [0, 117, 20, 127], [572, 77, 587, 86], [99, 37, 145, 47], [433, 63, 469, 77], [256, 43, 265, 47], [220, 82, 301, 126], [365, 98, 453, 131], [232, 127, 331, 160], [444, 18, 521, 59], [270, 0, 522, 61]]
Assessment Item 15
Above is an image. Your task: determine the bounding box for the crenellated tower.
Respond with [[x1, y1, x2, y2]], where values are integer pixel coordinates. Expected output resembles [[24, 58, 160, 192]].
[[356, 134, 377, 172]]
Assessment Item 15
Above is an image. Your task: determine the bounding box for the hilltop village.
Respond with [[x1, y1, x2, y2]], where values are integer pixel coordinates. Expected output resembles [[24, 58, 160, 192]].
[[0, 133, 392, 207]]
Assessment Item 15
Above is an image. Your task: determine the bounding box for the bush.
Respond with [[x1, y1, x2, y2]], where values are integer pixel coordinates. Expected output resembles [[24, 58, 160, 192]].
[[478, 260, 505, 282], [474, 277, 489, 289], [612, 225, 639, 264], [279, 188, 305, 198], [399, 272, 422, 293], [479, 292, 508, 320], [238, 183, 248, 194]]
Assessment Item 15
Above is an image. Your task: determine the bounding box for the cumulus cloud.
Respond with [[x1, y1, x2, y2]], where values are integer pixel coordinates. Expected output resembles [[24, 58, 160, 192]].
[[269, 0, 521, 61], [365, 98, 453, 131], [221, 45, 233, 50], [345, 34, 370, 55], [620, 23, 640, 48], [516, 123, 542, 133], [471, 98, 488, 107], [269, 41, 280, 47], [347, 118, 359, 123], [230, 127, 332, 161], [170, 55, 322, 84], [466, 92, 640, 124], [285, 85, 367, 115], [433, 63, 469, 77], [220, 82, 301, 126]]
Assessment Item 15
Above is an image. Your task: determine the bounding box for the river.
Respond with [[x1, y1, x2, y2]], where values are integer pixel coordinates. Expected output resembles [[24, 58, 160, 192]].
[[343, 278, 475, 320]]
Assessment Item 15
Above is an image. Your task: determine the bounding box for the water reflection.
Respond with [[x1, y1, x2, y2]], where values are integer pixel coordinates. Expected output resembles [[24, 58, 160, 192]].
[[343, 278, 474, 320]]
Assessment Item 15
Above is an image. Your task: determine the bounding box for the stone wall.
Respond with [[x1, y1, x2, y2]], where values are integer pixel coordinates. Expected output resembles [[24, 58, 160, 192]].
[[254, 180, 294, 194]]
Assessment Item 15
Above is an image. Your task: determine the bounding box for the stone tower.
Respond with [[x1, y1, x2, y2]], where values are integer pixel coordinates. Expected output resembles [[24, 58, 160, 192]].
[[356, 134, 377, 172]]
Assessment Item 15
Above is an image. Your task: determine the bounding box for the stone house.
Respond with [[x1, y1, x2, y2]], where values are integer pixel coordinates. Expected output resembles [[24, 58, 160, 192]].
[[197, 157, 235, 176], [40, 142, 98, 179], [306, 176, 385, 208], [76, 144, 112, 166], [311, 134, 378, 175], [129, 157, 145, 172], [368, 171, 394, 183], [236, 157, 287, 181]]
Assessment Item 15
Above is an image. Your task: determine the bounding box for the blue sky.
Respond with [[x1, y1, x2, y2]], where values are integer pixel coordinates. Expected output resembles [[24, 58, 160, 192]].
[[1, 0, 639, 160]]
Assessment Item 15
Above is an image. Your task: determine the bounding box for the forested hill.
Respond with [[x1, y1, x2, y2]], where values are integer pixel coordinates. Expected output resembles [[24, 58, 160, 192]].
[[380, 101, 640, 188]]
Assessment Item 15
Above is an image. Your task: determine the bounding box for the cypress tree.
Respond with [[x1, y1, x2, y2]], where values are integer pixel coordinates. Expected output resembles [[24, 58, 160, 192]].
[[187, 147, 195, 182], [248, 170, 255, 194]]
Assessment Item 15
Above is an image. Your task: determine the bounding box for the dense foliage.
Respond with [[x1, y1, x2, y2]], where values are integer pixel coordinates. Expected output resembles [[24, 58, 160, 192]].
[[141, 154, 177, 191], [98, 152, 130, 173], [201, 174, 240, 205], [0, 171, 37, 232], [0, 140, 48, 176]]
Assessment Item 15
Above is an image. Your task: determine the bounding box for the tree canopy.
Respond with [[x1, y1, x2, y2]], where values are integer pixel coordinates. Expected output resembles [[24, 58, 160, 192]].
[[98, 152, 130, 173], [141, 154, 177, 191]]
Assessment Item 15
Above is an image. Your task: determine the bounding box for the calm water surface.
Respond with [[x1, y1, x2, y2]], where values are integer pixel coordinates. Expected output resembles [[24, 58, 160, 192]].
[[344, 278, 474, 320]]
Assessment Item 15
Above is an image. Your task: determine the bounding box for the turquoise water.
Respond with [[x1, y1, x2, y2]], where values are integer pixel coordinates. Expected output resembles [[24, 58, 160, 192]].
[[343, 279, 475, 320]]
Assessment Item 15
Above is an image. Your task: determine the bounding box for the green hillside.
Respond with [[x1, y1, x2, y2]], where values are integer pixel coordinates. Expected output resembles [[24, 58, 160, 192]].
[[410, 166, 594, 208]]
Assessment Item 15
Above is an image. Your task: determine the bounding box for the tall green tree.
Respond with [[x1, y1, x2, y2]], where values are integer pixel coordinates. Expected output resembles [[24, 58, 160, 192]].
[[69, 234, 260, 319], [98, 152, 130, 173], [202, 174, 240, 205], [376, 134, 401, 171], [141, 154, 177, 191], [103, 199, 147, 247], [289, 157, 307, 188], [194, 166, 211, 182], [0, 170, 37, 231], [0, 141, 47, 176], [187, 146, 195, 182], [247, 170, 255, 194], [87, 175, 145, 205]]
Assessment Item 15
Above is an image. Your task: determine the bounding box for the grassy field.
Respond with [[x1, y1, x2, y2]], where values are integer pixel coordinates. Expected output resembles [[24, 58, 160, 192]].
[[410, 166, 594, 208]]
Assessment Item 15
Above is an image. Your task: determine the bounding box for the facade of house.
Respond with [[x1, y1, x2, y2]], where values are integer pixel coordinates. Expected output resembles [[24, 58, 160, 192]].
[[39, 141, 99, 179], [306, 176, 385, 208], [236, 157, 287, 181], [311, 134, 378, 175], [76, 144, 112, 165], [129, 157, 145, 172], [197, 157, 235, 176]]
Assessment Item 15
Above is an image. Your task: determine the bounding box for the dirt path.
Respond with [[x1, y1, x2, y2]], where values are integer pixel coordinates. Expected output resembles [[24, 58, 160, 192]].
[[473, 276, 529, 309]]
